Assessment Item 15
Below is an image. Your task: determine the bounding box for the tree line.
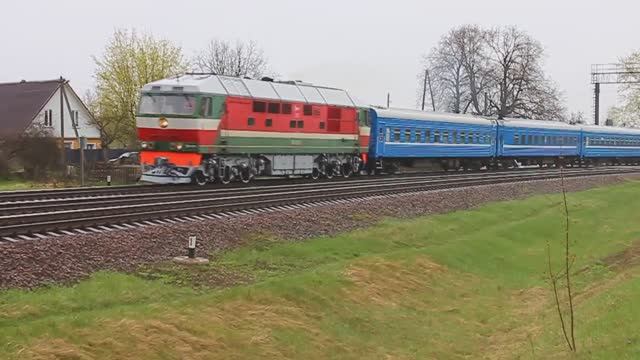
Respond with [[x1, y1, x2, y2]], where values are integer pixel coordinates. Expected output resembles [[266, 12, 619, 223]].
[[85, 29, 273, 150], [86, 26, 640, 152], [419, 25, 565, 120]]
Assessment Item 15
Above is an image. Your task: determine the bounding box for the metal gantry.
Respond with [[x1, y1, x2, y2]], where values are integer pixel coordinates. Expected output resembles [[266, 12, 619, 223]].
[[591, 63, 640, 125]]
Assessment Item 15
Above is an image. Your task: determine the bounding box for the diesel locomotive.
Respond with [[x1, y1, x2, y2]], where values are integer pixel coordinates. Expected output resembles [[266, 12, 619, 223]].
[[136, 74, 640, 185]]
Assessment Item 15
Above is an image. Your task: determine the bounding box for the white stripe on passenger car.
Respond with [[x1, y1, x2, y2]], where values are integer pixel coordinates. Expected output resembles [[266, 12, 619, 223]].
[[503, 145, 577, 149]]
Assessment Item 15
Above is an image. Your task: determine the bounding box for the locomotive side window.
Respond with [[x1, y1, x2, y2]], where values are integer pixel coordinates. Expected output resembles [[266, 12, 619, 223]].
[[265, 118, 273, 127], [268, 103, 281, 114], [297, 120, 304, 128], [282, 103, 292, 114], [290, 120, 296, 128], [247, 117, 255, 126], [303, 105, 312, 116], [319, 122, 326, 129], [253, 101, 266, 113]]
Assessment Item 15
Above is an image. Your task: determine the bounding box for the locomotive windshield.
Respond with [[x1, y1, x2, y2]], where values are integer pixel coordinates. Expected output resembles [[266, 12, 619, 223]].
[[139, 94, 196, 115]]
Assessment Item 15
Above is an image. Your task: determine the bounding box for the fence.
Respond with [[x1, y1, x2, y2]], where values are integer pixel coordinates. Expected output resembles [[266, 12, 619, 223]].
[[64, 149, 130, 165]]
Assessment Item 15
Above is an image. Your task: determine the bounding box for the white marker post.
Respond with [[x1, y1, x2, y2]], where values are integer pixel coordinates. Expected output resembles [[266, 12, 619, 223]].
[[188, 235, 197, 259], [106, 175, 112, 186]]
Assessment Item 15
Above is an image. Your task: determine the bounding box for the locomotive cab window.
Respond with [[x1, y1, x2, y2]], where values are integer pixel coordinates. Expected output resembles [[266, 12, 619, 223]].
[[253, 101, 266, 113], [201, 97, 213, 117]]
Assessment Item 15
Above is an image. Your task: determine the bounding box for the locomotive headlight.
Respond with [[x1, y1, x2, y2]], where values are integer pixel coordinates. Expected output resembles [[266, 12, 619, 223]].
[[175, 143, 183, 151], [159, 118, 169, 128], [140, 142, 148, 149]]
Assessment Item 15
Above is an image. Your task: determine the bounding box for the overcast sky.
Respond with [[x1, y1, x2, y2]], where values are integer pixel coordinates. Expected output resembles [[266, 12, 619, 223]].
[[2, 0, 637, 122]]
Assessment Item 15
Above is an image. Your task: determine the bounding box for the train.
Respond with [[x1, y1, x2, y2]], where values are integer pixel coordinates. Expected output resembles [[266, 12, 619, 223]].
[[136, 74, 640, 185]]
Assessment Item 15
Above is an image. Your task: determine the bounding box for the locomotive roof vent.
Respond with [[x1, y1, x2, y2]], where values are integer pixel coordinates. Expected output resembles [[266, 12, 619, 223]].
[[261, 76, 274, 82]]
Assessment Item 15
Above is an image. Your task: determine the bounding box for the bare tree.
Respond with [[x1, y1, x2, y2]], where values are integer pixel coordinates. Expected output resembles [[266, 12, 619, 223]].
[[193, 40, 270, 79], [608, 51, 640, 127], [485, 27, 565, 120], [420, 25, 566, 120]]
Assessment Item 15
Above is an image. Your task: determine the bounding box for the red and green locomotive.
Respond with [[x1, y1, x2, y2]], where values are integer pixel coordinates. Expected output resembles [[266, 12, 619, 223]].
[[137, 74, 371, 185]]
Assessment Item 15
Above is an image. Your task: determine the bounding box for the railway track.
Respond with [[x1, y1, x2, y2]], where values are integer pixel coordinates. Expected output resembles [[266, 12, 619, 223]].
[[1, 166, 638, 242]]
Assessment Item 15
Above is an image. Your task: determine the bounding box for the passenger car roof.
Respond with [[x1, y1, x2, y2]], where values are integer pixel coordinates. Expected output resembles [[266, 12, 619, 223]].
[[373, 108, 495, 126]]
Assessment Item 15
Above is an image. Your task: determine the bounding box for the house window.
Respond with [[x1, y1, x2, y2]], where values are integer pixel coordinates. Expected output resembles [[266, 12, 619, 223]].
[[282, 103, 292, 114], [268, 103, 281, 114], [248, 117, 255, 126], [265, 118, 273, 127], [64, 142, 72, 149], [86, 143, 95, 150], [44, 109, 53, 127], [71, 110, 80, 127], [253, 101, 266, 113]]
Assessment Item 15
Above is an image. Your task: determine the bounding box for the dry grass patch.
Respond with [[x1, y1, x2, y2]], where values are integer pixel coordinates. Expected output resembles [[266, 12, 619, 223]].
[[343, 256, 446, 306]]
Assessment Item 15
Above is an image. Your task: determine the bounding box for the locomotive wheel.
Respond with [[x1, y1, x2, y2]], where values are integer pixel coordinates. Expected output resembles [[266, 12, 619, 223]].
[[311, 168, 321, 180], [342, 163, 353, 178], [191, 171, 207, 186], [325, 166, 334, 179], [218, 166, 232, 185], [239, 166, 252, 184]]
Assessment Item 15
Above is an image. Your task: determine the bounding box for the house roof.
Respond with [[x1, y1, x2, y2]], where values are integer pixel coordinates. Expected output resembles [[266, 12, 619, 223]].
[[0, 79, 62, 137]]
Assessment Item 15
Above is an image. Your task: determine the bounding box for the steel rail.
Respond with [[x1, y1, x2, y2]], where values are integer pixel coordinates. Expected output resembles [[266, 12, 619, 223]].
[[0, 167, 637, 238]]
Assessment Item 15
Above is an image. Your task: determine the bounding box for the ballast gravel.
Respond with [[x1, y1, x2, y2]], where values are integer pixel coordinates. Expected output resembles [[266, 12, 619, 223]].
[[1, 173, 639, 289]]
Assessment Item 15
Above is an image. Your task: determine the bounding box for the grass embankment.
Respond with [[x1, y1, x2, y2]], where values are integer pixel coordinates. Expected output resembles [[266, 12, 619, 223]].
[[1, 181, 640, 359]]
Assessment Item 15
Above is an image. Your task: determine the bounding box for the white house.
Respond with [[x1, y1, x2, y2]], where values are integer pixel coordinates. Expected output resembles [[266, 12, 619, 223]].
[[0, 77, 102, 149]]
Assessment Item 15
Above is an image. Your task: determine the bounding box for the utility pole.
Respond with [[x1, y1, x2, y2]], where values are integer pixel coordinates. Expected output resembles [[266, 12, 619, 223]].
[[421, 69, 428, 111], [427, 70, 436, 112], [59, 77, 66, 169], [594, 82, 600, 126], [387, 93, 390, 108]]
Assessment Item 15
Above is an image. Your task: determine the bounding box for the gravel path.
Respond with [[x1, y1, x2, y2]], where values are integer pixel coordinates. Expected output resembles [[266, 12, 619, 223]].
[[1, 173, 638, 290]]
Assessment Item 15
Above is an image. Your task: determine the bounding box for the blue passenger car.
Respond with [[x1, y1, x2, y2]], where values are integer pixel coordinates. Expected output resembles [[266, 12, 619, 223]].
[[369, 108, 497, 170], [581, 125, 640, 161], [497, 118, 581, 164]]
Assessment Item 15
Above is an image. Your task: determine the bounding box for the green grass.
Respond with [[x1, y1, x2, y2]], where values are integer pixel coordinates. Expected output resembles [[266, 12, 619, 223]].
[[1, 180, 640, 359], [0, 179, 40, 191]]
